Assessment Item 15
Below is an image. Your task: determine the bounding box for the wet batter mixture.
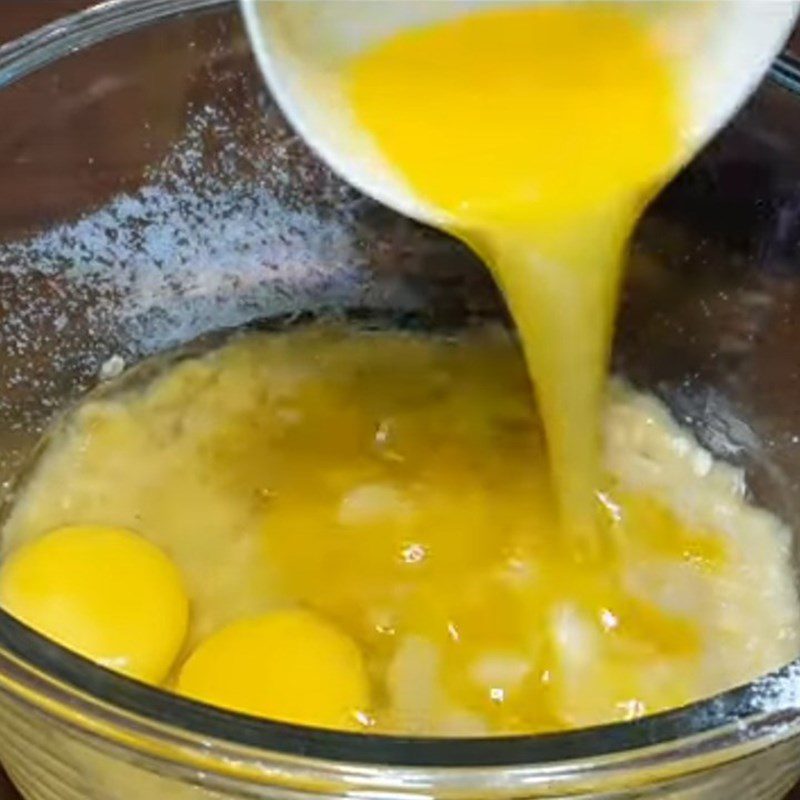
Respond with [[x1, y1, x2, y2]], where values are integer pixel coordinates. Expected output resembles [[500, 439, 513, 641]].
[[2, 326, 797, 734]]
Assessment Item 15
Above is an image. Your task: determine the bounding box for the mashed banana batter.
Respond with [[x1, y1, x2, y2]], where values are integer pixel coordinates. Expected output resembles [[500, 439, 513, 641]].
[[2, 325, 797, 734]]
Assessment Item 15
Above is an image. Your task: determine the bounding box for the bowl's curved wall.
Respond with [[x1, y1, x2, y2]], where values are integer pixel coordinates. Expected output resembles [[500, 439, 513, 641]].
[[2, 2, 800, 799]]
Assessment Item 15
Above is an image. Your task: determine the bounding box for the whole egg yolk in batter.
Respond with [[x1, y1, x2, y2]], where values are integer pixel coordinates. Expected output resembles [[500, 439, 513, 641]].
[[347, 4, 681, 549], [0, 525, 189, 684], [177, 609, 370, 729]]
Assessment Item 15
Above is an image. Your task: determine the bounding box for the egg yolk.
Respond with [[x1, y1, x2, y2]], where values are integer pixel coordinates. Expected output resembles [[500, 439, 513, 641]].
[[177, 609, 370, 729], [0, 525, 189, 684]]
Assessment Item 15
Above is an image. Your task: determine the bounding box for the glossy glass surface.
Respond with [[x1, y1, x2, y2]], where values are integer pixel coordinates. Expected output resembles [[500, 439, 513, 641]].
[[1, 1, 800, 798]]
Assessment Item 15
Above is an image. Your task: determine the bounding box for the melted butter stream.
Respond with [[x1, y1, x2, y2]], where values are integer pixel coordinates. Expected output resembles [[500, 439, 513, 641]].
[[346, 4, 680, 548]]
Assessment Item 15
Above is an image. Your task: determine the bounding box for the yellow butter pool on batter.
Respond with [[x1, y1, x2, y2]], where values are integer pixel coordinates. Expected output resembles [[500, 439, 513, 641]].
[[347, 4, 681, 548]]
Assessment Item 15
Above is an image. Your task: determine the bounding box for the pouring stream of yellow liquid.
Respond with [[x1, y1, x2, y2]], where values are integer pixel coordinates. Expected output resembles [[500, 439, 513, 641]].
[[347, 4, 681, 552]]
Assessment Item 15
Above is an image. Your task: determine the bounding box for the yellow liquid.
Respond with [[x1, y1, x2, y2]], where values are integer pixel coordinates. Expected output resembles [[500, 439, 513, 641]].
[[347, 4, 681, 547]]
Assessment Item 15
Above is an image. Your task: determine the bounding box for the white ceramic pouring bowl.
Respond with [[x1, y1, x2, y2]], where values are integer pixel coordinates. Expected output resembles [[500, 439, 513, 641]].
[[240, 0, 800, 227]]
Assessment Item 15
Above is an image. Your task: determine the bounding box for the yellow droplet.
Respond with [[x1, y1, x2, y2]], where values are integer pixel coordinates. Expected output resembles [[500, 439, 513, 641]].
[[0, 525, 189, 685], [177, 609, 370, 730]]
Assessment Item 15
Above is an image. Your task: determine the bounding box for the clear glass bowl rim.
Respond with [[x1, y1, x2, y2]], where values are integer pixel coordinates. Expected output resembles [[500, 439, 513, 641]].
[[1, 0, 800, 793]]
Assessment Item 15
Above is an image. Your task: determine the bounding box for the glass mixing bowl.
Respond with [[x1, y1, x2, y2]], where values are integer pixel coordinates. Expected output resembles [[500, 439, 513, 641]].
[[2, 1, 800, 798]]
